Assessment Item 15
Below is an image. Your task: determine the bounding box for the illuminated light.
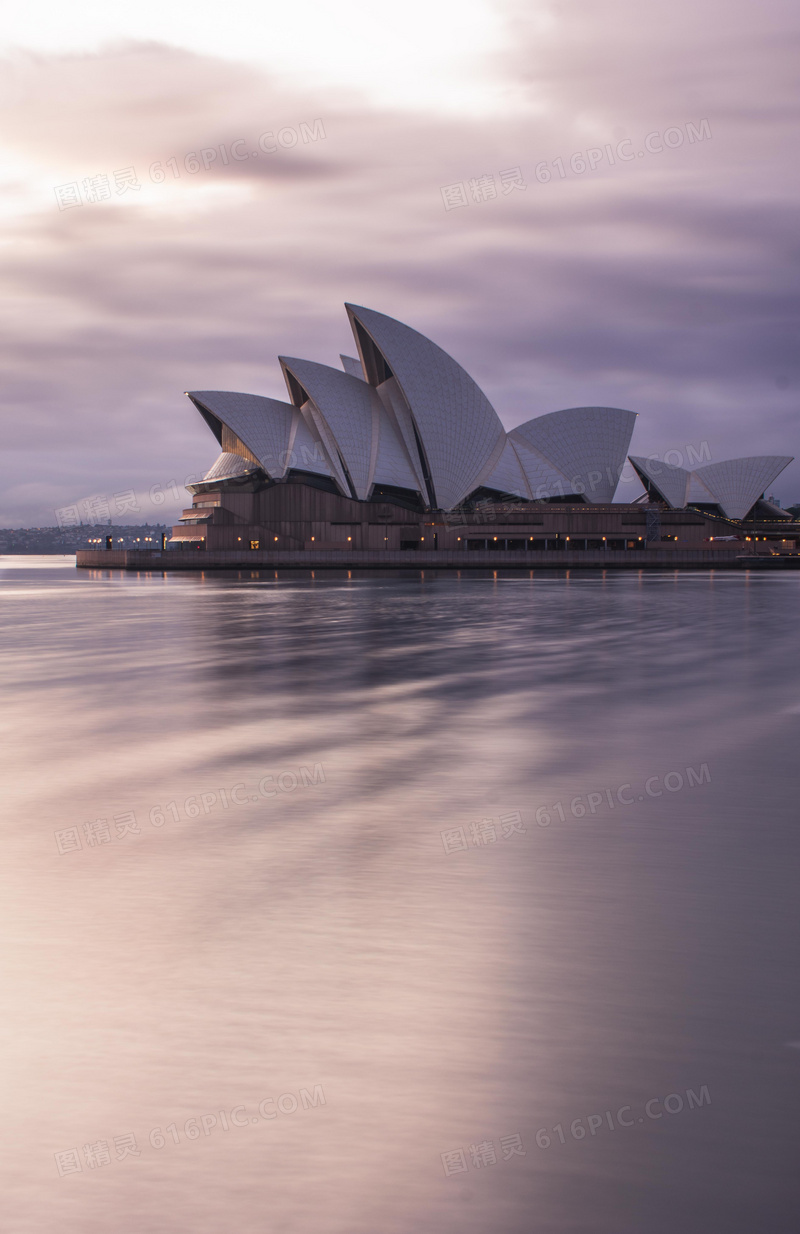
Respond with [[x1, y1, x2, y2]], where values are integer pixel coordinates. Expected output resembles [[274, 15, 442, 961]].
[[311, 536, 315, 541], [274, 536, 278, 541], [347, 536, 352, 541]]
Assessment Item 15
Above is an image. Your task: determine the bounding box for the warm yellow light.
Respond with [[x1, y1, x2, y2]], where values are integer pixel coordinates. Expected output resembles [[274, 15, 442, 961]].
[[274, 536, 278, 541], [347, 536, 351, 541], [311, 536, 315, 541]]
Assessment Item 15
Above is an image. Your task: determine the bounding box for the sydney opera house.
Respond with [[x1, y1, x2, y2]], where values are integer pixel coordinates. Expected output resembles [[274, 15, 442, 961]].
[[169, 304, 794, 558]]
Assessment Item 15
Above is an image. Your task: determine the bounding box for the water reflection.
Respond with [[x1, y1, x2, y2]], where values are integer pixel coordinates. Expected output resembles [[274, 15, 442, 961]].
[[1, 559, 799, 1233]]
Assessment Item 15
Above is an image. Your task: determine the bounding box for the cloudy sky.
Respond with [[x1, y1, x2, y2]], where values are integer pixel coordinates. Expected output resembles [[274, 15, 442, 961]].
[[2, 0, 798, 525]]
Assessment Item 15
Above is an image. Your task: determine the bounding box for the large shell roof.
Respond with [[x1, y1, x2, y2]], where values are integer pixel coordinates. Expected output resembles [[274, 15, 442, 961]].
[[345, 303, 506, 510], [187, 307, 648, 508]]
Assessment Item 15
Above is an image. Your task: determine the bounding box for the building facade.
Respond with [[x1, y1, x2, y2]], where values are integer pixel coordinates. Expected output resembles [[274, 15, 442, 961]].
[[171, 304, 795, 555]]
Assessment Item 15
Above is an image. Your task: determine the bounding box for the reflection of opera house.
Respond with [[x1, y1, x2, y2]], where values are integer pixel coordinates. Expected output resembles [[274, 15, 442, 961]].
[[171, 303, 795, 558]]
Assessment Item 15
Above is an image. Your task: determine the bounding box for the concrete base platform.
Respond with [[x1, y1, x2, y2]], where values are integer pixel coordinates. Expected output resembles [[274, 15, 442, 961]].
[[74, 547, 782, 571]]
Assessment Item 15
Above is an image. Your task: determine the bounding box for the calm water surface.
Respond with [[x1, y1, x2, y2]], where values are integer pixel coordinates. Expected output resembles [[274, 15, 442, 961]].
[[1, 557, 799, 1233]]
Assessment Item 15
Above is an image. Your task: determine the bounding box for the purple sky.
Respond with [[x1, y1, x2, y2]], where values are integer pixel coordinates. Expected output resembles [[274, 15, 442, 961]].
[[2, 0, 798, 525]]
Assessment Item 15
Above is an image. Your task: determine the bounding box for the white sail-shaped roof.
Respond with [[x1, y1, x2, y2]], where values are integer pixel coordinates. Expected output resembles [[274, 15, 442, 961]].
[[187, 392, 296, 479], [345, 303, 505, 510], [692, 456, 793, 520], [686, 472, 716, 504], [476, 437, 532, 499], [188, 308, 795, 521], [340, 355, 365, 380], [280, 357, 378, 500], [629, 456, 690, 508], [187, 391, 338, 483], [510, 407, 637, 503], [507, 437, 573, 500], [299, 402, 350, 492], [374, 377, 428, 495], [372, 401, 424, 492], [202, 452, 262, 482], [287, 410, 337, 481]]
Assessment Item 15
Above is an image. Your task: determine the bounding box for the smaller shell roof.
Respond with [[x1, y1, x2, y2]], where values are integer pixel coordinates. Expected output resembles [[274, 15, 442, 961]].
[[478, 437, 532, 499], [508, 437, 573, 500], [511, 407, 637, 503], [629, 455, 689, 508], [187, 391, 296, 480], [340, 355, 365, 380], [203, 452, 262, 482], [288, 413, 336, 481], [280, 357, 379, 499], [692, 456, 793, 520], [372, 401, 423, 493], [686, 472, 716, 504]]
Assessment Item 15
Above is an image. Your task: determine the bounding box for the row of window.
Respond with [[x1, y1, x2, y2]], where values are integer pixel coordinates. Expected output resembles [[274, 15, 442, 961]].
[[401, 538, 645, 551], [177, 538, 650, 552]]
